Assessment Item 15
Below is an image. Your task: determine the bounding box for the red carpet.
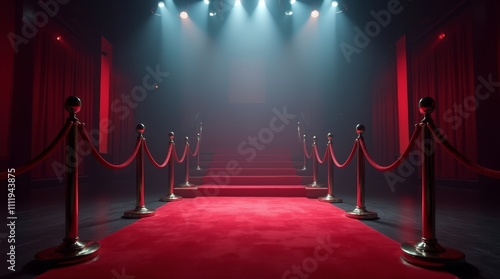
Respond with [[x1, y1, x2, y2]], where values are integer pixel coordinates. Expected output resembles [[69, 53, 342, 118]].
[[37, 198, 457, 279]]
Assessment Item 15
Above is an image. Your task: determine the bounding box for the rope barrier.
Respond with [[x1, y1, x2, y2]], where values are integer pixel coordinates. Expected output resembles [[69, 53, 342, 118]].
[[359, 125, 422, 172], [79, 125, 141, 170], [144, 140, 173, 168], [313, 144, 328, 164], [329, 141, 357, 168], [0, 120, 72, 180], [428, 122, 500, 179], [189, 137, 200, 157], [303, 135, 312, 159], [174, 143, 189, 164]]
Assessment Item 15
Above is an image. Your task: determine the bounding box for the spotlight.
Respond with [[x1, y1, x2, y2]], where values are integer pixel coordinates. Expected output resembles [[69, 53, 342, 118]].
[[311, 9, 319, 17], [209, 11, 217, 16], [180, 11, 188, 19], [259, 0, 265, 5], [285, 10, 293, 16], [56, 35, 62, 41], [290, 0, 296, 4], [331, 1, 338, 7], [158, 1, 165, 8], [235, 0, 241, 5], [204, 0, 210, 4], [438, 32, 446, 40]]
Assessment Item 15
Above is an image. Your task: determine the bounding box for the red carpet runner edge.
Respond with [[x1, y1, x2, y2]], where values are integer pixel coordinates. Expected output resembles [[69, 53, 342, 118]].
[[36, 197, 458, 279]]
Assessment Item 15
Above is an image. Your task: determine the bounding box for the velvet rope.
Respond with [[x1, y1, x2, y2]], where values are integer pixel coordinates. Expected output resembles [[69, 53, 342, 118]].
[[303, 140, 312, 159], [174, 144, 189, 164], [189, 139, 200, 157], [329, 141, 357, 168], [359, 125, 422, 172], [428, 122, 500, 179], [0, 120, 73, 180], [79, 125, 141, 170], [313, 144, 328, 164], [144, 141, 173, 168]]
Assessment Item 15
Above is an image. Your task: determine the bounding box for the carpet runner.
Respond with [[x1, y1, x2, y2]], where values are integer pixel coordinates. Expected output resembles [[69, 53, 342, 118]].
[[36, 197, 458, 279]]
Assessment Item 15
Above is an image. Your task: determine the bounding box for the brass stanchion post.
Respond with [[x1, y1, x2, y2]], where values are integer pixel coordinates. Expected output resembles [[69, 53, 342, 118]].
[[345, 125, 378, 219], [401, 97, 465, 266], [319, 133, 343, 203], [178, 136, 195, 187], [302, 134, 307, 171], [36, 96, 100, 264], [123, 124, 155, 218], [308, 136, 323, 187], [196, 122, 202, 171], [160, 132, 183, 201]]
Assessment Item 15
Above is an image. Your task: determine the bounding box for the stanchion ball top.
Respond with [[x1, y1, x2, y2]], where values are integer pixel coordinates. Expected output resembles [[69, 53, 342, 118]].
[[169, 132, 175, 139], [65, 96, 81, 114], [136, 124, 145, 133], [356, 124, 365, 134], [419, 97, 435, 115], [327, 133, 333, 140]]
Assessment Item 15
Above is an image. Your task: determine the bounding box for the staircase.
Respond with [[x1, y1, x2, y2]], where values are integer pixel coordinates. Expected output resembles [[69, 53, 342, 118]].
[[174, 148, 328, 198]]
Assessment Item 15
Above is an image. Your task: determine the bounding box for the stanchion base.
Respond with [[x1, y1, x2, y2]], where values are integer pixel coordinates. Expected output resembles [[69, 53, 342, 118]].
[[345, 206, 378, 220], [177, 182, 195, 188], [123, 207, 156, 218], [308, 182, 324, 188], [35, 241, 100, 265], [318, 194, 343, 203], [300, 167, 307, 171], [401, 242, 465, 267], [159, 193, 183, 202], [196, 167, 202, 171]]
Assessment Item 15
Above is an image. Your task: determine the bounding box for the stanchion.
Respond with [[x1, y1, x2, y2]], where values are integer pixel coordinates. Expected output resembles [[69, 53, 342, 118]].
[[178, 136, 195, 187], [160, 132, 183, 202], [308, 136, 323, 187], [298, 122, 307, 171], [401, 97, 465, 266], [123, 124, 156, 218], [319, 133, 343, 203], [196, 122, 202, 171], [345, 125, 378, 220], [36, 96, 100, 264]]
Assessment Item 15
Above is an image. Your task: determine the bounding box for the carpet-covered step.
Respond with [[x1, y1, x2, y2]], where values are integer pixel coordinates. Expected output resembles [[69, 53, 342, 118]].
[[210, 153, 292, 161], [201, 175, 312, 185], [207, 160, 295, 168], [202, 167, 300, 176], [174, 186, 328, 198]]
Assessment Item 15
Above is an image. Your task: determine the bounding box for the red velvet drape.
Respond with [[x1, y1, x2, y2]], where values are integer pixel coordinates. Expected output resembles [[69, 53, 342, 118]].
[[371, 60, 399, 165], [31, 22, 96, 179], [409, 11, 477, 180]]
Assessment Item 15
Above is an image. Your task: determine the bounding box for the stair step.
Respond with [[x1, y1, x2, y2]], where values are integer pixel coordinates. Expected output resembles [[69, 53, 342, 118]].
[[207, 160, 295, 168], [174, 186, 328, 198], [211, 154, 292, 161], [203, 168, 299, 176], [202, 175, 311, 185]]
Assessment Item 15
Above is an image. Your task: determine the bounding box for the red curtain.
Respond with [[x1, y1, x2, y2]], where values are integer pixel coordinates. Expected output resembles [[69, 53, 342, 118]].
[[371, 60, 399, 165], [409, 10, 477, 180], [31, 22, 96, 179]]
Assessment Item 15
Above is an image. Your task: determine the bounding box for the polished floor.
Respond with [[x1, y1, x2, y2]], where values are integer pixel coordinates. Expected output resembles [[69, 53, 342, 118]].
[[1, 173, 499, 279]]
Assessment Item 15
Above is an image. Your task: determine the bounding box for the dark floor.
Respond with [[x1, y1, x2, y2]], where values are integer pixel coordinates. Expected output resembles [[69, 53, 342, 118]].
[[1, 172, 499, 279]]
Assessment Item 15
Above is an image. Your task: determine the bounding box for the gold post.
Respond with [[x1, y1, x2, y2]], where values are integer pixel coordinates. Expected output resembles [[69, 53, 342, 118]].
[[196, 122, 202, 170], [123, 124, 155, 218], [345, 125, 377, 220], [178, 136, 195, 187], [36, 96, 99, 264], [319, 133, 342, 202], [160, 132, 183, 201], [401, 97, 465, 266], [308, 136, 323, 187]]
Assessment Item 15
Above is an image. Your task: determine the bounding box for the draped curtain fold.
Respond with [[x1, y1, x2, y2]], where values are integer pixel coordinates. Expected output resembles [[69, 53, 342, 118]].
[[371, 60, 399, 165], [409, 10, 477, 180], [31, 22, 96, 179]]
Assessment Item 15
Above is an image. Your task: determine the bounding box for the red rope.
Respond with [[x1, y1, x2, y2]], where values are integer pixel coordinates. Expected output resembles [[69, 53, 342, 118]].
[[175, 144, 189, 164], [359, 125, 422, 172], [79, 125, 141, 170], [303, 140, 312, 159], [428, 122, 500, 179], [313, 144, 328, 164], [0, 120, 73, 180], [189, 139, 200, 157], [329, 141, 357, 168], [144, 141, 173, 168]]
